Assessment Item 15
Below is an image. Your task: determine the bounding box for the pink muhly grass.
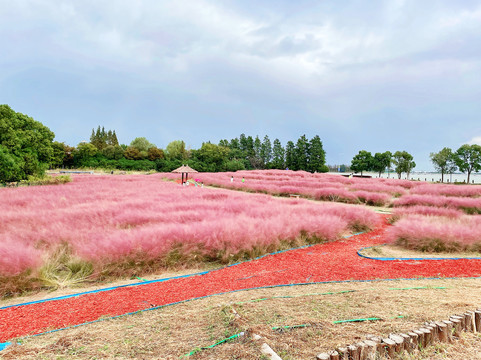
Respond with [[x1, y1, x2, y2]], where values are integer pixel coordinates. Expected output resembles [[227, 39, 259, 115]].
[[393, 194, 481, 213], [314, 187, 358, 203], [0, 174, 379, 275], [411, 184, 481, 197], [392, 206, 465, 219], [387, 215, 481, 252], [0, 236, 41, 275], [351, 190, 391, 206]]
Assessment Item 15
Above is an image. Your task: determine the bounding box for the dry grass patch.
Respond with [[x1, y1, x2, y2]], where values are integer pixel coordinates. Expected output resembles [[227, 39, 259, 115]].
[[2, 278, 481, 359], [361, 244, 481, 259]]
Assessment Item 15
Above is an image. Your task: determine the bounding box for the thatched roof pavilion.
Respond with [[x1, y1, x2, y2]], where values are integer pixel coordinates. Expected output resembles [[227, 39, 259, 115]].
[[172, 165, 198, 183]]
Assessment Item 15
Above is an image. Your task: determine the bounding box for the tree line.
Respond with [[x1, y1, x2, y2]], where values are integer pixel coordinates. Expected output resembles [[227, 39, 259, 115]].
[[2, 104, 480, 183], [349, 145, 481, 183], [0, 105, 328, 182]]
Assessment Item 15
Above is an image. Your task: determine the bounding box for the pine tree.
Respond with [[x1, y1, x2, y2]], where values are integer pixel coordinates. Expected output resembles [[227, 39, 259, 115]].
[[295, 134, 310, 171], [260, 135, 272, 167], [111, 131, 119, 146], [272, 138, 285, 169], [308, 135, 326, 172], [285, 141, 296, 170]]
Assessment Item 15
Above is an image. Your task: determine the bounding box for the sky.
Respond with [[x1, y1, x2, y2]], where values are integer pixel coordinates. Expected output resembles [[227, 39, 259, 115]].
[[1, 0, 481, 171]]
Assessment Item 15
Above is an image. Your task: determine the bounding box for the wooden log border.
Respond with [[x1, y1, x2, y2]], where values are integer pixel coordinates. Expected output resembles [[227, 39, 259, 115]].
[[316, 307, 481, 359]]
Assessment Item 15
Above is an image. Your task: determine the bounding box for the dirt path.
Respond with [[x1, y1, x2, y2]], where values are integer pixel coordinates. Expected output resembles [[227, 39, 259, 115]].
[[2, 216, 481, 343]]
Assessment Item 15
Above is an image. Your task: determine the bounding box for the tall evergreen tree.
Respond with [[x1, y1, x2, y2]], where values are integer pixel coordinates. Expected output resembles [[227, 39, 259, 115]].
[[239, 133, 248, 153], [229, 137, 240, 150], [308, 135, 326, 172], [295, 134, 310, 171], [285, 141, 295, 170], [253, 136, 262, 158], [272, 138, 285, 169], [260, 135, 272, 168], [111, 130, 119, 146]]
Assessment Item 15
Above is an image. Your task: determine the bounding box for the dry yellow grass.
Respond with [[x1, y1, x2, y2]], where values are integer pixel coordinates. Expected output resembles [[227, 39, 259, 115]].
[[2, 277, 481, 359], [361, 244, 481, 259]]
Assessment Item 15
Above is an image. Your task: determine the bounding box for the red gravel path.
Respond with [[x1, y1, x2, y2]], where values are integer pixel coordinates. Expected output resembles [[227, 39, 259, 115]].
[[1, 216, 481, 342]]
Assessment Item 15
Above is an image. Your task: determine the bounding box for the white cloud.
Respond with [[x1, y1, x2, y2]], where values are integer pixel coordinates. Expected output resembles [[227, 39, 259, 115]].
[[468, 136, 481, 145]]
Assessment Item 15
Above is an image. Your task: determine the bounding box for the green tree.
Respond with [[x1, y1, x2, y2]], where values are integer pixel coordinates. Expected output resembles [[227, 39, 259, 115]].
[[271, 139, 285, 169], [371, 151, 392, 177], [430, 147, 457, 183], [165, 140, 188, 161], [454, 144, 481, 184], [308, 135, 326, 172], [130, 137, 155, 153], [0, 104, 55, 181], [392, 151, 416, 179], [124, 146, 143, 160], [51, 141, 67, 169], [102, 145, 124, 160], [350, 150, 372, 176], [285, 141, 295, 170], [194, 143, 230, 171], [0, 145, 22, 182], [76, 142, 98, 159], [260, 135, 272, 168], [295, 135, 310, 171], [147, 147, 164, 161]]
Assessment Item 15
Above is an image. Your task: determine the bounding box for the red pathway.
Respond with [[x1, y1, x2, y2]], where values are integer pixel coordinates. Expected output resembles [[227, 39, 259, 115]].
[[1, 217, 481, 342]]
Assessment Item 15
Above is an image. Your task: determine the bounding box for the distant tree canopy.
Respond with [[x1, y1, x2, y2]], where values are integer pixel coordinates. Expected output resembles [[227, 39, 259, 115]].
[[349, 150, 413, 178], [90, 126, 118, 150], [0, 104, 55, 182], [454, 144, 481, 184], [219, 134, 328, 172], [350, 150, 372, 176], [430, 147, 457, 183], [392, 151, 416, 179]]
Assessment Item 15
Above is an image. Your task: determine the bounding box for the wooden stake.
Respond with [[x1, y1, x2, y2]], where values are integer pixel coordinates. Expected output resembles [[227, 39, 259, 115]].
[[336, 347, 349, 360], [450, 317, 462, 336], [347, 345, 360, 360], [419, 328, 432, 348], [381, 338, 396, 358], [407, 332, 419, 351], [465, 312, 475, 332], [451, 315, 465, 330], [389, 334, 404, 353], [474, 311, 481, 333], [363, 340, 377, 360], [413, 330, 424, 349], [356, 342, 368, 360], [442, 320, 454, 342], [435, 321, 448, 342], [399, 333, 411, 352], [327, 350, 339, 360]]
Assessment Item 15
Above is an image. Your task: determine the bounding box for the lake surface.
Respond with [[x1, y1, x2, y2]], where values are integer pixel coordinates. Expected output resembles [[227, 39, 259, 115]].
[[333, 171, 481, 184]]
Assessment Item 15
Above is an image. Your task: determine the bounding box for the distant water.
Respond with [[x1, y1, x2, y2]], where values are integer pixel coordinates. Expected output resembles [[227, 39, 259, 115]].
[[332, 171, 481, 184]]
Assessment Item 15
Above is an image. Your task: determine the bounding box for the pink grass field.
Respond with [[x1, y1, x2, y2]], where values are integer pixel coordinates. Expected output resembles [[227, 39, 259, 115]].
[[0, 174, 380, 277], [387, 215, 481, 252], [165, 170, 481, 252], [162, 170, 421, 207]]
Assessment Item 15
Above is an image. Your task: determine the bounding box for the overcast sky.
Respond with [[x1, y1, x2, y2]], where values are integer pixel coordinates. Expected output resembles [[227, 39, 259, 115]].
[[1, 0, 481, 170]]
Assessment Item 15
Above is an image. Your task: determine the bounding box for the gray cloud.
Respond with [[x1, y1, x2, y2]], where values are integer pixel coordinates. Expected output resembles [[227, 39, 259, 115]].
[[1, 0, 481, 170]]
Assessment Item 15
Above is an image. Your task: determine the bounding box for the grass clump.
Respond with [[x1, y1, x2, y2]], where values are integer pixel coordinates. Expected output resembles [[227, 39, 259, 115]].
[[39, 243, 94, 290]]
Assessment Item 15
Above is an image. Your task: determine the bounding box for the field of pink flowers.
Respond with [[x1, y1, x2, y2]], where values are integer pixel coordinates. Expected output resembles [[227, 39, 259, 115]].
[[0, 174, 379, 283], [162, 170, 415, 206], [169, 170, 481, 253]]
